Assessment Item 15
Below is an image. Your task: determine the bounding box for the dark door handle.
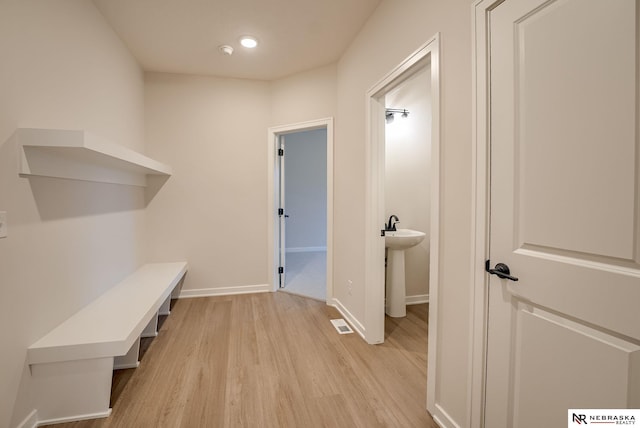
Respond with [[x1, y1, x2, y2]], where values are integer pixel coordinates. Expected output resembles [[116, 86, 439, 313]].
[[485, 261, 519, 282]]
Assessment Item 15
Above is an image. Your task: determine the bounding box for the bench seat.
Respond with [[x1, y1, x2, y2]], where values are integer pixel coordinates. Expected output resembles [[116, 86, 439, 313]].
[[28, 261, 187, 425]]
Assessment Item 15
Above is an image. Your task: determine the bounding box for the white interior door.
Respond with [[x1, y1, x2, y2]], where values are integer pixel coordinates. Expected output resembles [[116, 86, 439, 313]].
[[278, 135, 287, 288], [485, 0, 640, 426]]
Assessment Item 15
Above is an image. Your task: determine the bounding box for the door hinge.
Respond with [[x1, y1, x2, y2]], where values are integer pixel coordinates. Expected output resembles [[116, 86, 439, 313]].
[[278, 266, 284, 274], [278, 208, 284, 216], [278, 148, 284, 156]]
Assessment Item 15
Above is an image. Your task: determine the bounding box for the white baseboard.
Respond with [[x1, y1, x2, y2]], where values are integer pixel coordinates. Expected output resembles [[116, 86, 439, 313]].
[[431, 403, 461, 428], [179, 283, 271, 299], [15, 409, 37, 428], [330, 295, 427, 342], [113, 361, 140, 370], [36, 409, 111, 427], [330, 298, 366, 340], [285, 246, 327, 253], [406, 294, 429, 305]]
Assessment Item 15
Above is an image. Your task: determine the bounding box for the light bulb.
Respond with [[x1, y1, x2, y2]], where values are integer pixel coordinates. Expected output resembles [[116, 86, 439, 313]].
[[240, 36, 258, 48]]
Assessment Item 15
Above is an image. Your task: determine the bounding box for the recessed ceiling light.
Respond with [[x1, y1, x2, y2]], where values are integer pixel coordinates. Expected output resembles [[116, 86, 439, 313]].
[[240, 36, 258, 49]]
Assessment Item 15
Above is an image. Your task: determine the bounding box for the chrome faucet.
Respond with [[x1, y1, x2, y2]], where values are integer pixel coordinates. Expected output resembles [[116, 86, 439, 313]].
[[386, 215, 399, 231]]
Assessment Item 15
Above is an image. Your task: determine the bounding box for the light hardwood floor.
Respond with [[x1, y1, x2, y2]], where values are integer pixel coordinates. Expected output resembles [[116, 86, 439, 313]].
[[50, 293, 438, 428]]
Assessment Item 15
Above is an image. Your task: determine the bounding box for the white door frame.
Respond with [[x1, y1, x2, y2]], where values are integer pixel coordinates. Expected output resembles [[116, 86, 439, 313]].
[[469, 1, 506, 427], [364, 31, 441, 411], [267, 118, 334, 302]]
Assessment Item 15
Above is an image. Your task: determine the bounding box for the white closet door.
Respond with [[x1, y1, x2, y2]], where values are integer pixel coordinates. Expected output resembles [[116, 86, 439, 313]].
[[485, 1, 640, 426]]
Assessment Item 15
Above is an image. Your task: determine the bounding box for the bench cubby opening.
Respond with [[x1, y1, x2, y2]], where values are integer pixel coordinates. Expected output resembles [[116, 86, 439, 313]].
[[28, 262, 187, 426]]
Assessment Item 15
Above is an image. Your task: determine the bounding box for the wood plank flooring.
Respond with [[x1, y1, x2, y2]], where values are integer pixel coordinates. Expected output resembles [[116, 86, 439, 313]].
[[49, 293, 438, 428]]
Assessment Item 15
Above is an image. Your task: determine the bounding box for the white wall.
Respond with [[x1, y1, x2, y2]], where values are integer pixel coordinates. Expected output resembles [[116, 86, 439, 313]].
[[334, 0, 473, 425], [269, 64, 337, 126], [144, 73, 271, 295], [143, 64, 337, 297], [385, 67, 431, 299], [0, 0, 146, 426], [284, 129, 327, 250]]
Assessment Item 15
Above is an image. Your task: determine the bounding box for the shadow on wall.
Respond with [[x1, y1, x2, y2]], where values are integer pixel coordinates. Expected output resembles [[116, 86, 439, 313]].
[[1, 133, 151, 221], [144, 175, 170, 206], [27, 176, 145, 220]]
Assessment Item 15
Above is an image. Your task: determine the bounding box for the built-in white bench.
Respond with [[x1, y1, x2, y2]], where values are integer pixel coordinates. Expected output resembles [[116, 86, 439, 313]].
[[27, 262, 187, 426]]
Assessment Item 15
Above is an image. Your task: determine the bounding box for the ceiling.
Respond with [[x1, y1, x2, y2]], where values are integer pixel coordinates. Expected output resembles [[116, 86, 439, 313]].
[[93, 0, 382, 81]]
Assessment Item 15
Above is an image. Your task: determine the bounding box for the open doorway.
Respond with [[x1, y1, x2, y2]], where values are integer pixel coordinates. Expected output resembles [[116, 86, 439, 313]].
[[277, 129, 327, 300], [384, 65, 432, 315], [364, 35, 440, 417], [267, 118, 334, 303]]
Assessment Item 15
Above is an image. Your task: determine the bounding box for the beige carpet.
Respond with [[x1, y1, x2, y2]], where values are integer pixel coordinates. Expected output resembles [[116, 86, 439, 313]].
[[281, 250, 326, 301]]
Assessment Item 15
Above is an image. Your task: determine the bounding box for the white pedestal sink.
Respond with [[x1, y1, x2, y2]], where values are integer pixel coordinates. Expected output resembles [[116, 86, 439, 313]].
[[385, 229, 426, 317]]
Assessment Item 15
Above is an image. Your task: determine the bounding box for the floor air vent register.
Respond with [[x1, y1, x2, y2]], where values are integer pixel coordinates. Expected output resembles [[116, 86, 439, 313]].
[[330, 319, 354, 334]]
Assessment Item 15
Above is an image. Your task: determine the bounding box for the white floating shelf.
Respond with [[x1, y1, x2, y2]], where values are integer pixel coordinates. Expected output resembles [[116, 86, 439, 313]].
[[16, 128, 172, 187]]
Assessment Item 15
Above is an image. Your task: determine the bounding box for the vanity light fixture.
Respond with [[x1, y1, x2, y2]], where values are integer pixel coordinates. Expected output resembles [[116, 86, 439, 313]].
[[385, 108, 410, 123], [240, 36, 258, 48]]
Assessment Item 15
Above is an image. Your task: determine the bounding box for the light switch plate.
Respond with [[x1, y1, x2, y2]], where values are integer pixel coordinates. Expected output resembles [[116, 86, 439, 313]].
[[0, 211, 7, 238]]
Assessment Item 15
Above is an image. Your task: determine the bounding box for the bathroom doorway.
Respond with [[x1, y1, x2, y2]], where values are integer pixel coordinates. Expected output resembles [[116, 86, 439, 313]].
[[267, 118, 334, 303], [364, 34, 440, 415], [384, 65, 432, 313], [365, 36, 440, 344]]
